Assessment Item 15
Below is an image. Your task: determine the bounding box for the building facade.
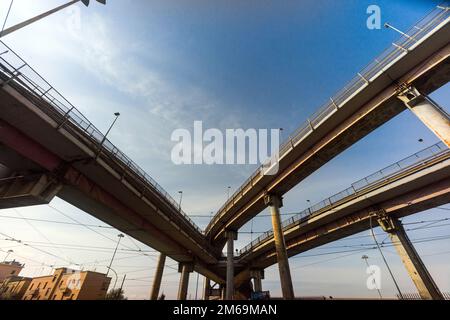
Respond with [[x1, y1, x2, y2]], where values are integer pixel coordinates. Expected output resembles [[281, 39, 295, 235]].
[[0, 276, 32, 300], [21, 268, 111, 300]]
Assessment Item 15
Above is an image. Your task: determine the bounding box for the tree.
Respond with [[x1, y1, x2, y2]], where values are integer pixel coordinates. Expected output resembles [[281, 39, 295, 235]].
[[105, 288, 127, 300]]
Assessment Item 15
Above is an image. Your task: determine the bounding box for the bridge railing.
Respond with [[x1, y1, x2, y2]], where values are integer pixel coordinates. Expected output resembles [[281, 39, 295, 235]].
[[206, 4, 450, 234], [0, 42, 203, 235], [239, 141, 449, 255]]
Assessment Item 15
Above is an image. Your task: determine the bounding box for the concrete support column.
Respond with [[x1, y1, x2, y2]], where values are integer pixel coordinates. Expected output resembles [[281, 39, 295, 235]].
[[250, 269, 264, 292], [397, 86, 450, 147], [203, 278, 210, 301], [264, 194, 295, 299], [177, 263, 194, 300], [378, 215, 443, 300], [225, 230, 237, 300], [150, 253, 166, 300]]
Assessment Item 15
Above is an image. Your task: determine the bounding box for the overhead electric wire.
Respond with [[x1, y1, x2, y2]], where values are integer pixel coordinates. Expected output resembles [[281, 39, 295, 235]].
[[13, 208, 76, 265], [46, 204, 178, 271]]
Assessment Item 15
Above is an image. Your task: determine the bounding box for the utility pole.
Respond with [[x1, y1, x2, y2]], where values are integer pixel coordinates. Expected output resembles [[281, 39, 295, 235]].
[[3, 249, 13, 262], [0, 0, 106, 38], [118, 274, 126, 300], [362, 254, 383, 299], [106, 234, 124, 278], [95, 112, 120, 159]]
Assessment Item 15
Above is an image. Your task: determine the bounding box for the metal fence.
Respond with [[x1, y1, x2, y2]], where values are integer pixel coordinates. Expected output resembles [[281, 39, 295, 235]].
[[206, 4, 450, 233], [397, 292, 450, 300], [0, 43, 203, 235], [239, 141, 449, 255]]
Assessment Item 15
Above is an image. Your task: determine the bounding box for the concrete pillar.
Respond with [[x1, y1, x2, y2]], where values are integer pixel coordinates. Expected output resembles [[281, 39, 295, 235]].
[[264, 194, 295, 299], [225, 230, 237, 300], [378, 215, 443, 300], [397, 86, 450, 147], [177, 263, 194, 300], [203, 278, 210, 301], [250, 269, 264, 292], [150, 253, 166, 300]]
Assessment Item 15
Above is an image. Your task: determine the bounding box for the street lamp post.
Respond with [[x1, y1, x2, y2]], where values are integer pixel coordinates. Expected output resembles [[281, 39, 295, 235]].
[[227, 186, 231, 200], [3, 249, 13, 262], [384, 23, 415, 42], [95, 112, 120, 159], [106, 234, 124, 279], [0, 0, 107, 38], [178, 191, 183, 210]]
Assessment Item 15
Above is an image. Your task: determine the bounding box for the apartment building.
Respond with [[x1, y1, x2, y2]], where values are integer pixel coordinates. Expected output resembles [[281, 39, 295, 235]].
[[0, 276, 32, 300], [22, 268, 111, 300]]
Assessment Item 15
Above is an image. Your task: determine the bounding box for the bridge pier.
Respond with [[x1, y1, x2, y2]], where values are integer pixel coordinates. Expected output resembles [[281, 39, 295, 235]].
[[150, 253, 166, 300], [225, 230, 237, 300], [264, 194, 295, 299], [250, 269, 264, 292], [397, 86, 450, 147], [177, 262, 194, 300], [378, 214, 443, 300]]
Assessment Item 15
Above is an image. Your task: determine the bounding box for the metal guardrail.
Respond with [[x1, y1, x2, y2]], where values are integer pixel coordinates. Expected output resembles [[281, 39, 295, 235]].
[[0, 44, 203, 235], [239, 141, 449, 255], [206, 4, 450, 234]]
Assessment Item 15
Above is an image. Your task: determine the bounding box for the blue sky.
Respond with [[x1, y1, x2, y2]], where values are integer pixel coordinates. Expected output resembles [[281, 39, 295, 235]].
[[0, 0, 449, 299]]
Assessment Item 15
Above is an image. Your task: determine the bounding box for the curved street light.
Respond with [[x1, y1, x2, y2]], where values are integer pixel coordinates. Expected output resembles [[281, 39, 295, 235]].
[[0, 0, 107, 38], [3, 249, 13, 262]]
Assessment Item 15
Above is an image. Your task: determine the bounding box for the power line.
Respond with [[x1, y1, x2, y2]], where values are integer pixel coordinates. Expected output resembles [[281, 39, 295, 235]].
[[46, 204, 178, 271], [0, 214, 114, 229]]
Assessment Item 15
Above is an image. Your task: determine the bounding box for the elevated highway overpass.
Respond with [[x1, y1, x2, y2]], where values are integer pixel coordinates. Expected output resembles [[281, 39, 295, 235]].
[[0, 5, 449, 301], [0, 41, 224, 285], [231, 142, 450, 299]]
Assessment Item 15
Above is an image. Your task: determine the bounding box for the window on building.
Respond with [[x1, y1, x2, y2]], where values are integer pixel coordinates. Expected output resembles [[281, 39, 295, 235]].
[[10, 270, 16, 274], [46, 288, 51, 296], [43, 282, 47, 289], [30, 283, 34, 290]]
